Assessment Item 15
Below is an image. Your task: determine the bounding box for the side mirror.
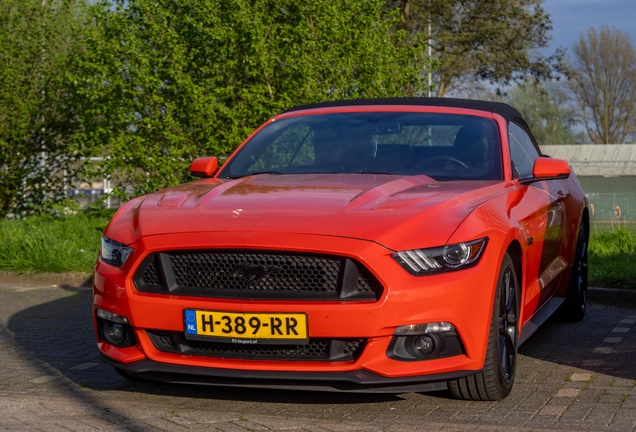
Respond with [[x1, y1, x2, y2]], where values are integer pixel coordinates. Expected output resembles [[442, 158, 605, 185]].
[[519, 157, 570, 185], [189, 156, 219, 178]]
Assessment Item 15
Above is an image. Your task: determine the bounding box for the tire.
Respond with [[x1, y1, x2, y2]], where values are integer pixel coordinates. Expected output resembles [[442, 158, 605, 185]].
[[448, 253, 520, 401], [558, 222, 588, 321]]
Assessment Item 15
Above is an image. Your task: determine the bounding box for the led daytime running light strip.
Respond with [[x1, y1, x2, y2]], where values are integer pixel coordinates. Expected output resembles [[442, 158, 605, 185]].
[[392, 238, 488, 275]]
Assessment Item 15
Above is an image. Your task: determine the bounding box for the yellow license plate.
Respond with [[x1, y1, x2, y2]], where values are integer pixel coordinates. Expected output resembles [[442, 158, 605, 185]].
[[184, 309, 308, 343]]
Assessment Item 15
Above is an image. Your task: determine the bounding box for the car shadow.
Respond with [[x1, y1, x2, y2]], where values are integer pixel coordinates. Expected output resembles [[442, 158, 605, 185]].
[[5, 286, 636, 408], [517, 299, 636, 382], [5, 286, 406, 405]]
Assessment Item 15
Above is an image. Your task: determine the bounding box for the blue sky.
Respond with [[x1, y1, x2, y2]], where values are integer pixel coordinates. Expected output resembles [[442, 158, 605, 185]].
[[543, 0, 636, 54]]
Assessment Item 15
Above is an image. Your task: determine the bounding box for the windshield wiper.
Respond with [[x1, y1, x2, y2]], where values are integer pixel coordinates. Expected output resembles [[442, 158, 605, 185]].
[[356, 171, 393, 175], [228, 171, 282, 179]]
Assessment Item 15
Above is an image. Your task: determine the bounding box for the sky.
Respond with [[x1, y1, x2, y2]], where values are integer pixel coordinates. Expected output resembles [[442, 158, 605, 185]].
[[542, 0, 636, 55]]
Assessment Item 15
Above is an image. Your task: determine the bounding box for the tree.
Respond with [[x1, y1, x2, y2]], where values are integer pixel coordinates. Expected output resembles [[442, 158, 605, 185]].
[[506, 80, 583, 145], [75, 0, 431, 199], [569, 26, 636, 144], [390, 0, 563, 97], [0, 0, 88, 217]]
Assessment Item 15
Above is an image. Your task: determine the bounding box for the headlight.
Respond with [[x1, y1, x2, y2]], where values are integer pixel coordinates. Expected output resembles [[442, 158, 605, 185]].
[[392, 238, 487, 275], [100, 236, 134, 267]]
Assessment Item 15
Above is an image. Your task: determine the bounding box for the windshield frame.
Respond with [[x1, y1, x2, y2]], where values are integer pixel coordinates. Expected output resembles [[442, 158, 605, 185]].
[[217, 108, 504, 182]]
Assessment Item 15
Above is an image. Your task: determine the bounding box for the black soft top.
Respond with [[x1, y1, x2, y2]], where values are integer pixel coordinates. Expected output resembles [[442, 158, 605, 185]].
[[284, 97, 524, 123]]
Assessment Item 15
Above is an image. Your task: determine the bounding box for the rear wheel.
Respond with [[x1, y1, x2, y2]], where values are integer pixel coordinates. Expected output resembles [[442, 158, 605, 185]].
[[448, 253, 520, 400], [559, 222, 588, 321]]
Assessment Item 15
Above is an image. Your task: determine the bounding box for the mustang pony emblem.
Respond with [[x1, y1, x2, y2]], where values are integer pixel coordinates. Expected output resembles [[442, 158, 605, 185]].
[[232, 264, 281, 283]]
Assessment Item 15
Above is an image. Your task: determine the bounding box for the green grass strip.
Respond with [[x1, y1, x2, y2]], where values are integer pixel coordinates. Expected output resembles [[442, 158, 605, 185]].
[[0, 213, 110, 273], [589, 227, 636, 290]]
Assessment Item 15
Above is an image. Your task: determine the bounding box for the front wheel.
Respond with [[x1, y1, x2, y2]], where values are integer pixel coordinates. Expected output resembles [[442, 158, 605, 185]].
[[448, 253, 520, 400]]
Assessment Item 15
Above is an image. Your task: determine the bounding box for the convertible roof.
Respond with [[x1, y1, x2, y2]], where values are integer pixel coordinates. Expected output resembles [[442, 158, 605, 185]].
[[284, 97, 524, 123]]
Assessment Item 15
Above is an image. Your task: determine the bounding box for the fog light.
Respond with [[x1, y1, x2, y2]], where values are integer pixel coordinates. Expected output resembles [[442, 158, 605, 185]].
[[407, 333, 443, 359], [97, 309, 135, 348], [413, 335, 436, 356], [103, 322, 125, 345]]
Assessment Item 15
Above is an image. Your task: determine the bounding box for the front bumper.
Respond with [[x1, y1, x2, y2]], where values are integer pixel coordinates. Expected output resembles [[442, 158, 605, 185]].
[[100, 353, 479, 393], [94, 231, 503, 383]]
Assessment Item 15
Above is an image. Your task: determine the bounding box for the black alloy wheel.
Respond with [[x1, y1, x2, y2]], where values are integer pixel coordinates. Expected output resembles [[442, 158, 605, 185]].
[[498, 264, 518, 386], [448, 253, 520, 400], [559, 222, 589, 321]]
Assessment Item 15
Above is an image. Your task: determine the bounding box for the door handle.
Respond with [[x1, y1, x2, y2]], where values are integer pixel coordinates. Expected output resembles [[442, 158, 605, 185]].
[[556, 191, 567, 201]]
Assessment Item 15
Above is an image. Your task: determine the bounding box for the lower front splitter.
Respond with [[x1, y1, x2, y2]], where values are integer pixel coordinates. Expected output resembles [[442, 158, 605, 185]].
[[100, 353, 479, 393]]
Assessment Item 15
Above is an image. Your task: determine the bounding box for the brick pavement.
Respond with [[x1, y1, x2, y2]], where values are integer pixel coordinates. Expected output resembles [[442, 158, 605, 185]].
[[0, 279, 635, 431]]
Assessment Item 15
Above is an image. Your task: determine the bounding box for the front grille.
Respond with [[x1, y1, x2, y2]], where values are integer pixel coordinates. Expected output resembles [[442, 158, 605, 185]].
[[147, 330, 366, 361], [134, 250, 383, 300], [171, 252, 341, 294]]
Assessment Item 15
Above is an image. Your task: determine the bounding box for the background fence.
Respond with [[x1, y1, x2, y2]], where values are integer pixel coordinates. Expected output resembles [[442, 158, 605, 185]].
[[542, 145, 636, 230]]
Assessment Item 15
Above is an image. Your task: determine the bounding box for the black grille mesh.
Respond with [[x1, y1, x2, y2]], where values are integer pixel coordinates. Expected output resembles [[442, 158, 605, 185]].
[[142, 259, 160, 286], [134, 250, 382, 300], [356, 266, 380, 294], [171, 252, 341, 293], [147, 330, 365, 361]]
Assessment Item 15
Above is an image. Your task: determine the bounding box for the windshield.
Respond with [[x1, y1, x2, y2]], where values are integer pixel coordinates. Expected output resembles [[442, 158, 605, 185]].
[[218, 112, 503, 181]]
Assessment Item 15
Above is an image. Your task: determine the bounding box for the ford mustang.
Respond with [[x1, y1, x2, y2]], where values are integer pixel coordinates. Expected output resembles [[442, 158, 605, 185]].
[[94, 98, 588, 400]]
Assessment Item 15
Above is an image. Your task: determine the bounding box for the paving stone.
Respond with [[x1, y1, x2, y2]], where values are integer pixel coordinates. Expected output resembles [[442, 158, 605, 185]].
[[581, 359, 604, 367], [558, 406, 591, 423], [538, 405, 567, 416], [611, 377, 636, 388], [570, 373, 593, 382], [69, 362, 99, 371], [554, 388, 581, 397]]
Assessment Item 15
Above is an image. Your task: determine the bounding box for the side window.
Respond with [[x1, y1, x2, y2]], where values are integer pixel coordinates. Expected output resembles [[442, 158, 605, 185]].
[[508, 122, 539, 178], [247, 125, 314, 171]]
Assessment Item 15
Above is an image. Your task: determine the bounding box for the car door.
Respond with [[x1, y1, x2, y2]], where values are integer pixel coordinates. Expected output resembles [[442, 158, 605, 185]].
[[507, 122, 567, 321]]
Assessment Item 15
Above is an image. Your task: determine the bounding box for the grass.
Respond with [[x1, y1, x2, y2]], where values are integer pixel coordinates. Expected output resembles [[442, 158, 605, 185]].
[[0, 213, 111, 274], [0, 212, 635, 290], [589, 227, 636, 290]]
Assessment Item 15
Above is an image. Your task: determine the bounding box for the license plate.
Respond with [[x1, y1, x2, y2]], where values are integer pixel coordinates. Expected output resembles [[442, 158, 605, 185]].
[[184, 309, 308, 344]]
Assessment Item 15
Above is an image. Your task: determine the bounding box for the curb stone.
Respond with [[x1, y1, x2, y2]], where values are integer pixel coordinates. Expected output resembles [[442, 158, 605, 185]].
[[588, 286, 636, 309], [0, 271, 92, 288]]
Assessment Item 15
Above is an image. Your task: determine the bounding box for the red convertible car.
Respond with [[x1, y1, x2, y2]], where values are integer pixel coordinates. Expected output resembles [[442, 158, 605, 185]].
[[94, 98, 588, 400]]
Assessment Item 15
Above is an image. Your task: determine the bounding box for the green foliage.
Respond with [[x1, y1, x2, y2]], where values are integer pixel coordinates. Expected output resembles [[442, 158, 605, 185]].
[[390, 0, 563, 96], [0, 213, 109, 273], [505, 80, 584, 145], [0, 0, 89, 217], [75, 0, 431, 199], [589, 228, 636, 290]]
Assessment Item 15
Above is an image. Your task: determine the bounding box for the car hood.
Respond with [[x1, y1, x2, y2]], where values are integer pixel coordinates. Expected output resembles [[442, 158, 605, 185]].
[[106, 174, 505, 251]]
